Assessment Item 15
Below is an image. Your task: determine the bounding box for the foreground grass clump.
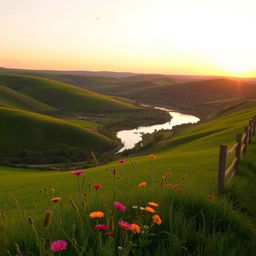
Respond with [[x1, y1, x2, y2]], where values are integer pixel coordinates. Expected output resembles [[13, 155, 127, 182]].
[[1, 157, 255, 256]]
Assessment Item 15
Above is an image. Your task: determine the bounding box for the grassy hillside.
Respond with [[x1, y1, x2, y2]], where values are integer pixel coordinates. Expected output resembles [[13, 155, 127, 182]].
[[0, 74, 137, 113], [0, 85, 56, 112], [0, 107, 114, 157], [1, 101, 256, 255]]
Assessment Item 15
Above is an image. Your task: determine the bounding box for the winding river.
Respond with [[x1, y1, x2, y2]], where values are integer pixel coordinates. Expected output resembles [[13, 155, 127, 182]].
[[116, 106, 200, 153]]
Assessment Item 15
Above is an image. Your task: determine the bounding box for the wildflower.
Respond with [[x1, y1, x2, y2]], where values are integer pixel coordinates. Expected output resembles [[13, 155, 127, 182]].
[[119, 159, 125, 164], [138, 182, 147, 188], [118, 220, 131, 230], [104, 232, 114, 237], [132, 205, 138, 209], [152, 214, 162, 225], [130, 224, 141, 233], [148, 154, 156, 159], [143, 225, 149, 229], [148, 202, 159, 207], [208, 194, 214, 199], [51, 240, 67, 252], [51, 197, 61, 203], [71, 170, 84, 176], [93, 183, 102, 190], [171, 184, 179, 190], [113, 201, 126, 212], [144, 206, 155, 213], [118, 246, 123, 251], [51, 188, 55, 193], [94, 224, 108, 231], [89, 211, 104, 219], [140, 207, 144, 210]]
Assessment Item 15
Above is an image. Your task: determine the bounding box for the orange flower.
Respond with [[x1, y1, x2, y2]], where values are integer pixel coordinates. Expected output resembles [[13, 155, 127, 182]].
[[89, 211, 105, 219], [148, 154, 156, 159], [144, 206, 155, 213], [208, 194, 214, 199], [171, 184, 179, 190], [138, 182, 147, 188], [51, 197, 61, 203], [93, 184, 102, 190], [148, 202, 159, 207], [152, 214, 162, 225], [130, 224, 141, 233]]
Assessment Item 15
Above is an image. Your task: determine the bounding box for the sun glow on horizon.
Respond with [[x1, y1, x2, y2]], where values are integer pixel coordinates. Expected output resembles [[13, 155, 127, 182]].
[[0, 0, 255, 78]]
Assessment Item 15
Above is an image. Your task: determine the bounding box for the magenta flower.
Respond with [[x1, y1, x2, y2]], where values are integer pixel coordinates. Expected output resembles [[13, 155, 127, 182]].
[[119, 159, 125, 164], [104, 231, 114, 236], [51, 240, 67, 252], [71, 170, 84, 176], [94, 224, 108, 231], [118, 220, 131, 230], [113, 201, 126, 212]]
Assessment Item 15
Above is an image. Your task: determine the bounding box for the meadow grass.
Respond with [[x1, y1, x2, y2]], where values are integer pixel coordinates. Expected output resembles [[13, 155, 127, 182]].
[[1, 101, 256, 255]]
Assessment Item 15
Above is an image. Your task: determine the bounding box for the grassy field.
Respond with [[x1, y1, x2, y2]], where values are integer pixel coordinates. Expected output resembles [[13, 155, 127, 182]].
[[1, 101, 256, 255]]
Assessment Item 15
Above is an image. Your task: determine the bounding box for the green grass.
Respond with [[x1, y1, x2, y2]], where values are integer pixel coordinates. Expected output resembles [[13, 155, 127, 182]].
[[0, 85, 56, 112], [0, 74, 137, 113], [0, 107, 114, 155], [1, 100, 256, 255]]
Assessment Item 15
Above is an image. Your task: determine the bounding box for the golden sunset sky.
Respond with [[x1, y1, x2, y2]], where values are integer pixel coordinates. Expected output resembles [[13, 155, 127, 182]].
[[1, 0, 255, 77]]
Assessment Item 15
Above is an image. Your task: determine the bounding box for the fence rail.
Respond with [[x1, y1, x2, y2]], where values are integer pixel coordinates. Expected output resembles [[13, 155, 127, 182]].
[[217, 116, 256, 196]]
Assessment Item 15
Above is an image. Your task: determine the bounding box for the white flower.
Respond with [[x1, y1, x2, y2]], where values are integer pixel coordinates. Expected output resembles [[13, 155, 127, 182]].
[[132, 205, 138, 209], [118, 246, 123, 251], [140, 207, 144, 210]]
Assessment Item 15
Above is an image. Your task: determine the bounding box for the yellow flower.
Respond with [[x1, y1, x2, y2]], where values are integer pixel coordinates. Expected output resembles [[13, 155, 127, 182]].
[[144, 206, 155, 213], [138, 182, 147, 188], [130, 224, 141, 233], [89, 211, 104, 219], [148, 202, 159, 207], [152, 214, 162, 225]]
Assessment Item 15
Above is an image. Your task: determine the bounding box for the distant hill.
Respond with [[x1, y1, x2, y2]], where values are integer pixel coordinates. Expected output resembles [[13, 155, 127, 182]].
[[0, 74, 136, 113], [0, 107, 114, 156], [119, 78, 256, 105]]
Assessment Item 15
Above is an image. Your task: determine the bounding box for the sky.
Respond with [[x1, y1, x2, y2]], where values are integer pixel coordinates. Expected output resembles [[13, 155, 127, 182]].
[[0, 0, 256, 77]]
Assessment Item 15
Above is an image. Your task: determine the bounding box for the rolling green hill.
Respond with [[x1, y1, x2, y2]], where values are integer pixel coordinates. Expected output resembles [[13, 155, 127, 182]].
[[0, 74, 137, 113], [0, 85, 56, 112], [0, 107, 114, 156]]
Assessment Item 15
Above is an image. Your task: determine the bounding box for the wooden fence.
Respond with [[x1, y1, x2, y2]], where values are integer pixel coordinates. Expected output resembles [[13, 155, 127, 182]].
[[217, 116, 256, 196]]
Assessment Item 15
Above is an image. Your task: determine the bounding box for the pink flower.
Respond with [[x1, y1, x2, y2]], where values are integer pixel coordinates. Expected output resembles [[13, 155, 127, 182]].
[[51, 240, 67, 252], [113, 201, 126, 212], [71, 170, 84, 176], [94, 224, 108, 231], [104, 232, 114, 237], [118, 220, 131, 230], [119, 159, 125, 164]]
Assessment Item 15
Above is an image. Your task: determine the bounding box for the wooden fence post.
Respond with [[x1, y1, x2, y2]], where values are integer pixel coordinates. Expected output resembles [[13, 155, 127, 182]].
[[235, 133, 242, 169], [243, 126, 248, 153], [217, 145, 227, 196], [253, 116, 256, 135]]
